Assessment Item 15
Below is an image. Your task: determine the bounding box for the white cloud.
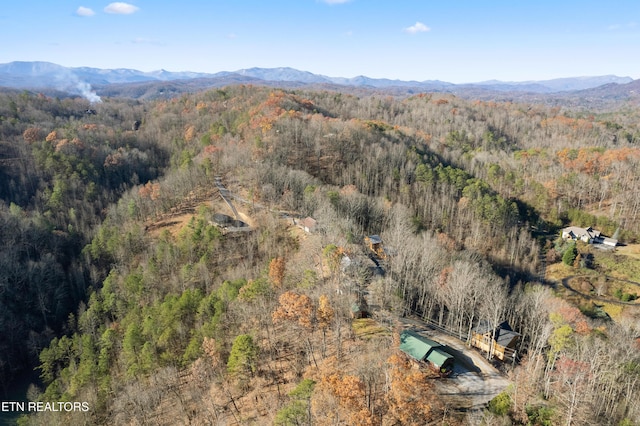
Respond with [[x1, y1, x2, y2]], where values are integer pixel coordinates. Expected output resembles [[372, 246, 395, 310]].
[[104, 2, 140, 14], [404, 22, 430, 34], [608, 22, 637, 30], [320, 0, 351, 4], [131, 37, 164, 46], [76, 6, 95, 17]]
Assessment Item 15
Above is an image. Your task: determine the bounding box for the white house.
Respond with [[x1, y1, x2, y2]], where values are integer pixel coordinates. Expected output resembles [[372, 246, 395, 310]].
[[561, 226, 617, 247], [561, 226, 601, 243]]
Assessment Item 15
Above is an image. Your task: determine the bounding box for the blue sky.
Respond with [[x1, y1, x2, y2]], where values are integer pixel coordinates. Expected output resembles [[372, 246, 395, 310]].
[[1, 0, 639, 83]]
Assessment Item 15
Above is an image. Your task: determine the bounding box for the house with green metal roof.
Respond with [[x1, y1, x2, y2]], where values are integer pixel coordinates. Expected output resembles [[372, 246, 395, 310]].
[[399, 330, 454, 372]]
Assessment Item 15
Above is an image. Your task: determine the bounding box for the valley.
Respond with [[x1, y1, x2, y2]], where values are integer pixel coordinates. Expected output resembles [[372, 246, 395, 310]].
[[0, 82, 639, 425]]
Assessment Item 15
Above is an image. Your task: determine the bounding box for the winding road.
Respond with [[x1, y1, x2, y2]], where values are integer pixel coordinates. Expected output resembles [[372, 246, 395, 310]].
[[561, 275, 640, 307]]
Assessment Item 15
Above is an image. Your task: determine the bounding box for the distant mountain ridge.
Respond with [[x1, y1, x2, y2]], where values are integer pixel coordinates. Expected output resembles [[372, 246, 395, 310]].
[[471, 75, 634, 93], [0, 61, 633, 96]]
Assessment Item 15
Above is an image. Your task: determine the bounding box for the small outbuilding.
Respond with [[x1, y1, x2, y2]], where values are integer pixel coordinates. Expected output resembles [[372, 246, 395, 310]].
[[212, 213, 234, 227], [296, 217, 317, 233], [399, 330, 454, 372], [211, 213, 247, 230], [365, 235, 386, 259], [350, 300, 369, 319]]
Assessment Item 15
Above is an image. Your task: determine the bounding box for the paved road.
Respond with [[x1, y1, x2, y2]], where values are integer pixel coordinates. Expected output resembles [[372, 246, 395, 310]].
[[397, 316, 511, 410]]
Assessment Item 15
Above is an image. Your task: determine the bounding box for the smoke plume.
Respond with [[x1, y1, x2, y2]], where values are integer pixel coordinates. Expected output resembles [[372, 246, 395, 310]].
[[54, 69, 102, 103], [75, 81, 102, 103]]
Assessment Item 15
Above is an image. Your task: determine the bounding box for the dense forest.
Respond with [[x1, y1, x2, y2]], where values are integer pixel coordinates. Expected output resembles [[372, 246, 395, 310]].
[[0, 86, 639, 425]]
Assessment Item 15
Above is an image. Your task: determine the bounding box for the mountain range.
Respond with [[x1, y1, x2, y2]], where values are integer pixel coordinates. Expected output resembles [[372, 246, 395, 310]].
[[0, 61, 637, 105]]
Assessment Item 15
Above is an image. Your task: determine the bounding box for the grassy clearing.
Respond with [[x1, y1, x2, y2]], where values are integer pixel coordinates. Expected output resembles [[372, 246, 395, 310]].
[[146, 212, 196, 238], [616, 243, 640, 260], [595, 251, 640, 282], [600, 302, 624, 321], [545, 263, 573, 282], [545, 252, 640, 318], [352, 318, 390, 340]]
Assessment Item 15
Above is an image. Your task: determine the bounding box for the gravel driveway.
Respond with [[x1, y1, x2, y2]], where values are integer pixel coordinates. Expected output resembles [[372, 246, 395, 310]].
[[397, 317, 511, 410]]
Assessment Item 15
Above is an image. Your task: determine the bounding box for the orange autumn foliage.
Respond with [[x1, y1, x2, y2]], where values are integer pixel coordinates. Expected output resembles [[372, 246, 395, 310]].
[[542, 180, 559, 199], [540, 115, 593, 131], [272, 291, 314, 330], [300, 99, 314, 110], [139, 182, 161, 201], [22, 127, 42, 144], [313, 372, 376, 426], [316, 295, 334, 330], [268, 257, 286, 288], [45, 130, 58, 142], [550, 299, 592, 335], [203, 144, 222, 156], [385, 353, 440, 425], [248, 90, 290, 133], [556, 147, 640, 175], [184, 125, 196, 142]]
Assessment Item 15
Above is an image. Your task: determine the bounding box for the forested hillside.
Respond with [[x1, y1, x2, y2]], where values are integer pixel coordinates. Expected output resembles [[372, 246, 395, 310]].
[[1, 86, 639, 425], [0, 94, 167, 396]]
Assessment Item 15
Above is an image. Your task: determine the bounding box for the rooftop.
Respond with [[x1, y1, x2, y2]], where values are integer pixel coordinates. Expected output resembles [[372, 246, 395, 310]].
[[367, 235, 383, 244], [562, 226, 601, 238], [399, 330, 453, 368], [474, 320, 521, 347]]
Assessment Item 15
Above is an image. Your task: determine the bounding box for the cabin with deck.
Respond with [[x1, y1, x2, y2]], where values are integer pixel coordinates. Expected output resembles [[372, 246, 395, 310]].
[[470, 320, 520, 361]]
